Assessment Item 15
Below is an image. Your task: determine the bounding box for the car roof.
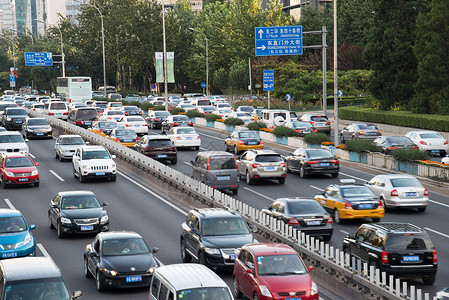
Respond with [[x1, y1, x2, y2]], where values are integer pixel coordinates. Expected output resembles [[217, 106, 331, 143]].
[[249, 150, 278, 155], [0, 131, 22, 136], [274, 197, 318, 203], [98, 231, 142, 240], [155, 264, 227, 290], [375, 174, 416, 179], [0, 208, 22, 217], [58, 190, 96, 197], [193, 208, 241, 219], [196, 151, 234, 158], [79, 146, 107, 151], [0, 257, 62, 281], [58, 134, 83, 138], [244, 243, 297, 256], [146, 135, 170, 140], [0, 153, 30, 159]]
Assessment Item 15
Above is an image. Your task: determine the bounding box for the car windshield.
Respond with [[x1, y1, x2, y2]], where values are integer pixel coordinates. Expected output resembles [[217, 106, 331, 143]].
[[201, 218, 250, 236], [255, 154, 282, 162], [116, 129, 136, 136], [4, 157, 33, 168], [176, 287, 232, 300], [287, 201, 325, 214], [61, 195, 101, 209], [306, 149, 333, 159], [257, 254, 307, 276], [148, 139, 173, 147], [238, 131, 259, 139], [209, 157, 236, 170], [419, 132, 442, 139], [390, 178, 422, 188], [98, 122, 117, 129], [341, 186, 376, 198], [0, 135, 24, 143], [102, 238, 150, 256], [27, 119, 48, 126], [6, 109, 26, 116], [176, 128, 196, 134], [310, 116, 328, 122], [60, 137, 85, 145], [0, 216, 27, 233], [386, 234, 433, 250], [4, 278, 71, 300], [82, 150, 111, 160]]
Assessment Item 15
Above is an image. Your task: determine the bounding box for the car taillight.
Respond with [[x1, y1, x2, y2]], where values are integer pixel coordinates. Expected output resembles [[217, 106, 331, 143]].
[[188, 122, 193, 126], [260, 140, 264, 144], [207, 156, 211, 172], [168, 147, 175, 151], [125, 124, 131, 127], [154, 118, 159, 121], [280, 162, 286, 167], [388, 146, 398, 150], [309, 121, 315, 124], [313, 129, 318, 133], [142, 123, 148, 126], [145, 147, 155, 151], [379, 130, 382, 135], [124, 112, 128, 115], [358, 130, 364, 135], [99, 129, 103, 133], [252, 163, 261, 168], [445, 141, 448, 145], [344, 201, 352, 209], [424, 188, 429, 196], [331, 160, 339, 164], [419, 141, 427, 145], [327, 215, 333, 223], [326, 121, 331, 125], [391, 189, 399, 196], [239, 140, 245, 145], [381, 251, 388, 264], [288, 218, 299, 225], [75, 121, 83, 125], [308, 160, 319, 164], [176, 136, 182, 140], [48, 112, 54, 115], [234, 156, 238, 169], [378, 200, 384, 207], [173, 122, 179, 126], [413, 146, 419, 149], [136, 137, 139, 141], [115, 137, 120, 142], [63, 112, 68, 115], [196, 135, 200, 140], [432, 250, 437, 263]]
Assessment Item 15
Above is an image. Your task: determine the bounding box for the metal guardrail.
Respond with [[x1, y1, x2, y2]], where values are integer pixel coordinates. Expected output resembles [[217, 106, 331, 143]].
[[34, 111, 436, 300]]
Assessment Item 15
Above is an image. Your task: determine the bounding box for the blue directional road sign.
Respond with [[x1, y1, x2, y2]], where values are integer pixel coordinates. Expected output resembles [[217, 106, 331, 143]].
[[263, 70, 274, 91], [286, 94, 291, 101], [24, 52, 53, 66], [9, 74, 15, 88], [255, 26, 303, 56], [201, 82, 207, 89], [338, 90, 343, 97]]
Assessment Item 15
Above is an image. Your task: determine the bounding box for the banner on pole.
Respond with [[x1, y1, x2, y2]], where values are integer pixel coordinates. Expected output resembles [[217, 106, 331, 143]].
[[155, 52, 164, 83], [167, 52, 175, 83]]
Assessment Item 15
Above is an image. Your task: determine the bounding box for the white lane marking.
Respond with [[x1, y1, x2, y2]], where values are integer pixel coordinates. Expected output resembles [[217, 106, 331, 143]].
[[49, 170, 65, 182], [184, 162, 192, 166], [309, 185, 324, 192], [429, 199, 449, 208], [242, 187, 274, 201], [339, 172, 367, 182], [4, 199, 15, 210], [339, 230, 349, 235], [37, 243, 53, 259], [200, 147, 208, 151], [197, 132, 225, 141], [29, 153, 36, 158], [424, 227, 449, 239], [117, 171, 187, 216]]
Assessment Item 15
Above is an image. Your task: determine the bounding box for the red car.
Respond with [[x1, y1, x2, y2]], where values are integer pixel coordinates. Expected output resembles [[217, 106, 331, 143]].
[[0, 154, 40, 188], [233, 243, 319, 300]]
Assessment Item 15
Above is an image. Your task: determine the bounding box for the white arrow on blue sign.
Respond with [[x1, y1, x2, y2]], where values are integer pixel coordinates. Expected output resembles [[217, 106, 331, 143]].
[[263, 70, 274, 91], [338, 90, 343, 97], [286, 94, 291, 101], [24, 52, 53, 66], [201, 82, 207, 88], [255, 26, 303, 57]]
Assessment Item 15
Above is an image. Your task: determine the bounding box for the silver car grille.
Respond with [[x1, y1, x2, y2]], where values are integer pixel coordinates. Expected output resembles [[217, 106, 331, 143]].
[[91, 166, 108, 171], [74, 218, 99, 225], [14, 172, 31, 177]]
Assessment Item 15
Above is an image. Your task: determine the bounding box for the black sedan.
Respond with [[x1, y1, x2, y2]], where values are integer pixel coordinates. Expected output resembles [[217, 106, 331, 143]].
[[262, 198, 333, 241], [21, 117, 53, 139], [84, 231, 159, 291], [285, 148, 339, 178], [373, 136, 418, 153], [2, 107, 28, 130], [48, 191, 109, 238]]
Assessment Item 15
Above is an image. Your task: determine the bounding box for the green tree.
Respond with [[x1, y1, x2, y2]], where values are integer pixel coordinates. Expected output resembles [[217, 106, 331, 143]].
[[413, 0, 449, 114], [338, 0, 374, 48]]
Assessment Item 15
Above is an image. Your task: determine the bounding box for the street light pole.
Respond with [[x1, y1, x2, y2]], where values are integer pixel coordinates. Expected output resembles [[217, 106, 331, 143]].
[[188, 28, 209, 96], [162, 5, 168, 111], [333, 0, 339, 146], [35, 19, 65, 77]]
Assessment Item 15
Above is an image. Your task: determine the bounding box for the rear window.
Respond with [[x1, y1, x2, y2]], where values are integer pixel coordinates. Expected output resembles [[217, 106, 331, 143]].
[[124, 106, 139, 111], [358, 124, 377, 130], [50, 103, 67, 109], [390, 178, 422, 188], [255, 154, 282, 162], [292, 122, 313, 129], [148, 139, 173, 147], [310, 116, 328, 122], [287, 201, 325, 214], [341, 186, 376, 198], [155, 111, 170, 117], [209, 157, 236, 170], [127, 117, 143, 122], [419, 133, 442, 139], [197, 100, 211, 106], [173, 116, 190, 122], [238, 131, 259, 139], [77, 109, 97, 118], [386, 234, 433, 250], [116, 129, 136, 136], [306, 149, 333, 159], [98, 122, 116, 129], [386, 137, 413, 144]]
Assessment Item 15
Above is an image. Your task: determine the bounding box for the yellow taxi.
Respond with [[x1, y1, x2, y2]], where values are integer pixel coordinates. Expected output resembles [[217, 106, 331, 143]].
[[107, 128, 138, 148], [314, 179, 384, 224], [88, 121, 117, 137], [224, 129, 264, 154]]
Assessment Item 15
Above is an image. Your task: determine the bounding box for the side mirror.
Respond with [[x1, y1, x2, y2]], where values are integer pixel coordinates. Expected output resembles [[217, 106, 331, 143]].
[[151, 247, 159, 253], [25, 139, 29, 142], [86, 141, 90, 145], [245, 268, 253, 274], [190, 227, 198, 235], [72, 291, 82, 299], [102, 202, 109, 206], [52, 204, 59, 209], [347, 233, 355, 239], [29, 224, 36, 230], [35, 162, 40, 166], [190, 160, 194, 165], [365, 181, 370, 185], [308, 266, 314, 272], [111, 155, 116, 159], [250, 225, 258, 233]]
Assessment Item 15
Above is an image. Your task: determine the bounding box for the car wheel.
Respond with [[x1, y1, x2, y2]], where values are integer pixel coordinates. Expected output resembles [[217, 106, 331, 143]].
[[59, 153, 65, 162], [84, 257, 92, 278], [372, 218, 380, 223], [55, 152, 59, 159], [1, 176, 8, 189], [351, 135, 355, 140], [331, 172, 339, 178], [334, 209, 343, 224], [278, 177, 285, 184], [79, 173, 85, 183], [232, 188, 238, 195], [96, 270, 105, 292], [171, 158, 177, 164], [198, 251, 206, 265], [233, 276, 243, 298], [73, 166, 78, 178], [380, 197, 389, 212], [323, 235, 332, 241], [180, 239, 192, 263], [340, 134, 345, 144], [253, 293, 259, 300], [34, 181, 39, 187], [224, 143, 229, 152], [246, 172, 252, 185], [234, 146, 239, 155], [57, 221, 64, 239], [110, 175, 117, 182], [194, 146, 199, 150], [422, 274, 436, 285], [368, 260, 379, 278], [299, 165, 307, 178], [150, 122, 154, 130], [49, 214, 55, 229], [417, 207, 427, 212]]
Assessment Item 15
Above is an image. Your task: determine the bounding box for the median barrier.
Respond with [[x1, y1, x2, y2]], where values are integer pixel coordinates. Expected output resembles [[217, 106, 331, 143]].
[[33, 111, 436, 300]]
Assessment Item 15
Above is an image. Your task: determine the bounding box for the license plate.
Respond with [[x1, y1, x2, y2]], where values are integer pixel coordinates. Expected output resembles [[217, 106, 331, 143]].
[[358, 204, 372, 209], [18, 178, 29, 182], [36, 133, 44, 136], [15, 121, 22, 124], [229, 254, 236, 260], [85, 122, 91, 125], [431, 150, 440, 153], [185, 137, 192, 140], [316, 123, 324, 126], [96, 172, 105, 176], [366, 132, 375, 135], [123, 139, 132, 142], [56, 113, 62, 115], [217, 176, 230, 181], [126, 275, 142, 283], [81, 225, 94, 231], [134, 124, 140, 127], [286, 298, 302, 300], [2, 252, 17, 258], [405, 192, 417, 197], [157, 155, 167, 158], [321, 163, 330, 166], [265, 166, 275, 171], [403, 255, 419, 262], [131, 112, 136, 114], [306, 221, 321, 226], [248, 142, 257, 145]]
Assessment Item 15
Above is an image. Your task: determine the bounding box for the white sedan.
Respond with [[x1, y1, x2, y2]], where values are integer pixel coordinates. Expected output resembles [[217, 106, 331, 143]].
[[228, 112, 254, 123], [117, 116, 148, 135], [177, 103, 196, 112], [166, 126, 201, 150], [102, 110, 125, 122], [212, 108, 232, 119], [405, 130, 448, 156]]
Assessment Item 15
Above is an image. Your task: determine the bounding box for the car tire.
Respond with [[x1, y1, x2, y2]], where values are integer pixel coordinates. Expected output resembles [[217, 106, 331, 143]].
[[57, 221, 64, 239], [55, 152, 59, 159], [368, 260, 379, 278], [232, 189, 238, 195], [299, 165, 307, 178], [234, 146, 239, 155], [323, 235, 332, 241], [198, 251, 206, 265], [111, 175, 117, 182], [224, 143, 229, 152], [246, 172, 252, 185], [73, 166, 77, 178], [331, 172, 339, 178], [372, 218, 380, 223], [34, 182, 39, 187], [417, 207, 427, 212], [1, 176, 8, 189], [380, 197, 390, 212], [334, 209, 343, 224], [422, 274, 436, 285], [96, 270, 105, 292], [84, 257, 92, 278], [79, 173, 85, 183], [194, 146, 199, 151], [180, 239, 192, 263], [253, 293, 259, 300], [171, 158, 177, 165], [233, 276, 243, 298], [340, 134, 345, 144], [59, 154, 65, 162], [278, 177, 285, 184]]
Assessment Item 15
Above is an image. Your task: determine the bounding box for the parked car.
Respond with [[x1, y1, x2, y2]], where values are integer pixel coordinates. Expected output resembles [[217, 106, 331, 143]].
[[314, 179, 384, 224], [285, 148, 339, 178], [299, 113, 331, 134], [166, 126, 201, 150], [405, 130, 449, 156], [340, 123, 381, 143], [233, 243, 319, 300], [108, 128, 138, 148], [285, 120, 318, 136], [0, 209, 36, 258], [373, 136, 418, 153], [48, 190, 109, 238], [365, 174, 429, 212], [237, 149, 287, 185], [0, 153, 39, 188], [134, 134, 177, 164], [146, 110, 171, 129], [342, 222, 437, 284], [225, 129, 263, 154], [262, 198, 333, 240], [2, 107, 28, 130]]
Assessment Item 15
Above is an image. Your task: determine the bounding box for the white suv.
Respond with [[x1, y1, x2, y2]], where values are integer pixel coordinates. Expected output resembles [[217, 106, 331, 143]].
[[72, 146, 117, 183], [44, 101, 69, 120], [0, 132, 29, 155]]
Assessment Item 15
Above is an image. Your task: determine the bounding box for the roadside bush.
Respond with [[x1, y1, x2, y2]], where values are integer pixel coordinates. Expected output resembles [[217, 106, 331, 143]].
[[345, 139, 381, 153], [247, 121, 267, 131], [170, 107, 185, 115], [186, 110, 204, 118], [153, 105, 165, 111], [273, 126, 299, 137], [140, 102, 152, 112], [303, 133, 330, 145], [224, 117, 245, 126], [205, 114, 221, 122], [392, 149, 430, 162]]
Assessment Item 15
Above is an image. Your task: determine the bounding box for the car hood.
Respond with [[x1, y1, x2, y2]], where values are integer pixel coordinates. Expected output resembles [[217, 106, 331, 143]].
[[59, 145, 84, 151], [7, 166, 36, 173], [101, 253, 156, 272], [7, 115, 27, 119], [259, 274, 312, 293], [28, 125, 51, 130], [0, 230, 32, 244], [202, 234, 255, 248], [81, 159, 114, 165], [61, 208, 104, 219], [0, 142, 27, 149]]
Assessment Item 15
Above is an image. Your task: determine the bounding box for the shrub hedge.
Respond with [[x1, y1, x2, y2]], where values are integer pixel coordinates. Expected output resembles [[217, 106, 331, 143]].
[[205, 114, 222, 122], [224, 117, 245, 126], [170, 107, 185, 115], [186, 110, 204, 118], [273, 126, 299, 137], [344, 139, 381, 153], [247, 121, 267, 131], [339, 107, 449, 132], [391, 149, 430, 162], [303, 133, 330, 145]]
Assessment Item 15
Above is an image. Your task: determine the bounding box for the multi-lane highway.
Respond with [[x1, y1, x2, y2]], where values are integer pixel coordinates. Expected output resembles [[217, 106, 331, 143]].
[[2, 123, 447, 299]]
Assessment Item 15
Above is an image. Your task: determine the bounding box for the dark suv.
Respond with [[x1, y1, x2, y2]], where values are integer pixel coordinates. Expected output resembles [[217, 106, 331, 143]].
[[2, 108, 28, 130], [134, 135, 177, 164], [180, 208, 257, 270], [343, 222, 437, 284], [72, 107, 98, 128]]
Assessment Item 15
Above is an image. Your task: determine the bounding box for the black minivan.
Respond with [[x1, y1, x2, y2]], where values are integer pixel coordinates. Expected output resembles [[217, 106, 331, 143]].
[[72, 108, 98, 128]]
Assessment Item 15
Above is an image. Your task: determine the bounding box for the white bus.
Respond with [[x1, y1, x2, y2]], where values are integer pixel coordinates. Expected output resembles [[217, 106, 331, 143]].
[[57, 77, 92, 103], [99, 85, 116, 94]]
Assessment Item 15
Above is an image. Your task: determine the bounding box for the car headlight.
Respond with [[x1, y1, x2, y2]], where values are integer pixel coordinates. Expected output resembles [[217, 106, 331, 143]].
[[16, 233, 33, 248], [259, 285, 272, 297], [6, 117, 11, 121], [204, 247, 220, 255], [109, 164, 116, 169], [31, 169, 38, 176], [311, 281, 318, 295], [60, 217, 71, 224], [83, 165, 92, 170], [5, 171, 14, 177], [100, 215, 109, 225], [27, 128, 34, 132], [100, 268, 117, 276], [148, 267, 155, 273]]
